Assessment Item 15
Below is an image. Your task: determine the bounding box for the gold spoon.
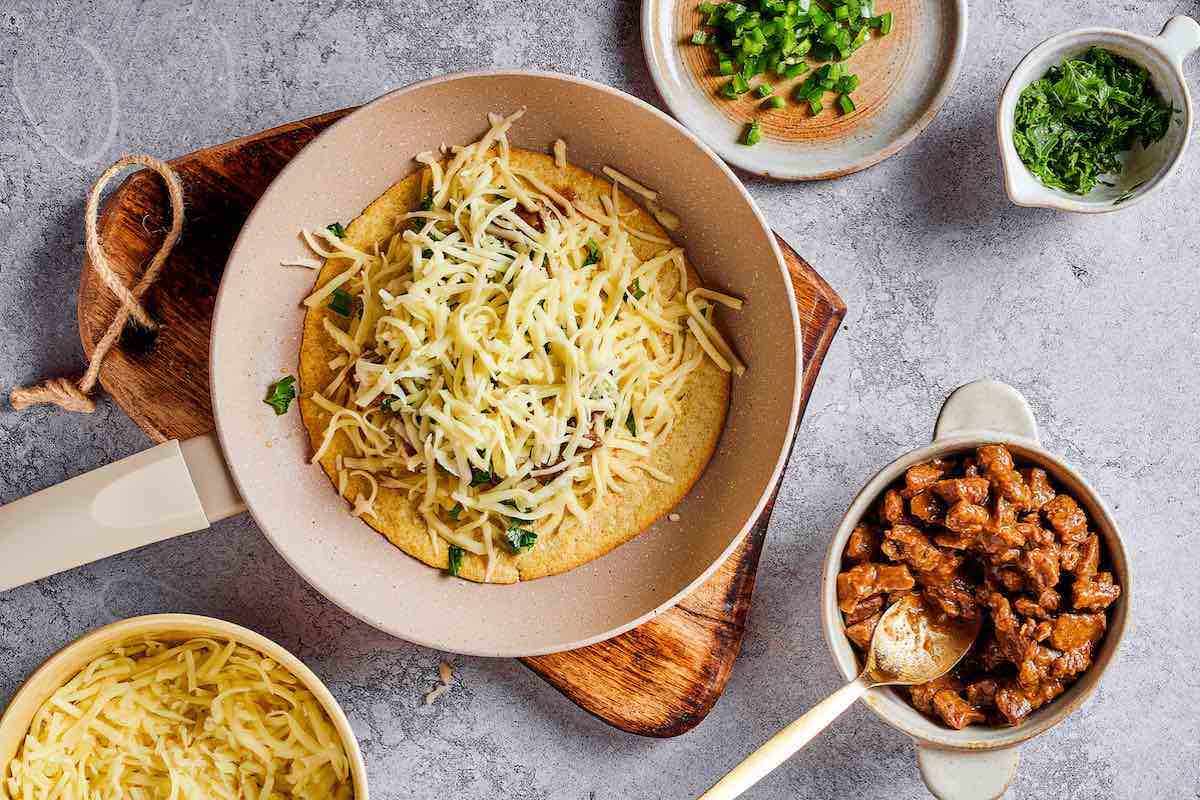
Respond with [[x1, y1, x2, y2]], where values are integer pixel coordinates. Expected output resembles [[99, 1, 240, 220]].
[[699, 594, 981, 800]]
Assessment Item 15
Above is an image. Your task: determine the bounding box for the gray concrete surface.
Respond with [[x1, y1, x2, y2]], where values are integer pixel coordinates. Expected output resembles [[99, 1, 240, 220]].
[[2, 1, 1199, 797]]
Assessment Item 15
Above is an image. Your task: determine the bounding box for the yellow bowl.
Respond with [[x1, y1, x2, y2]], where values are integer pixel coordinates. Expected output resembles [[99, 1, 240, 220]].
[[0, 613, 369, 799]]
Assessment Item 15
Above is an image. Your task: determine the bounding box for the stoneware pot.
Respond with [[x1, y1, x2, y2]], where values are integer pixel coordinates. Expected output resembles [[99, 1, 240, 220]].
[[0, 614, 370, 798], [997, 16, 1200, 212], [820, 379, 1131, 800]]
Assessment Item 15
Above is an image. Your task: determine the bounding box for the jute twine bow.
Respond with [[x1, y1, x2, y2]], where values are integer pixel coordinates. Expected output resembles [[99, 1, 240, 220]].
[[9, 155, 184, 414]]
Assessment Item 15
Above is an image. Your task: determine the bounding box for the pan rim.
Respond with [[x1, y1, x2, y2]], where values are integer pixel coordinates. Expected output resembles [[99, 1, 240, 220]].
[[210, 69, 804, 657]]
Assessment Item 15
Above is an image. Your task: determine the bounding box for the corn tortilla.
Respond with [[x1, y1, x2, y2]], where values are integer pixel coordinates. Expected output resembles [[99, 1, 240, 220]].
[[298, 148, 730, 583]]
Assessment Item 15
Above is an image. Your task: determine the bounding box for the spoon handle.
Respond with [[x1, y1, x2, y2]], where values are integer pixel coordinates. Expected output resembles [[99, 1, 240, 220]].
[[698, 675, 870, 800]]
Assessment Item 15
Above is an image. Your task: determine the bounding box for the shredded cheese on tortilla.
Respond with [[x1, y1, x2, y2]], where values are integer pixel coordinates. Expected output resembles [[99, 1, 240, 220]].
[[302, 110, 743, 578], [4, 637, 353, 800]]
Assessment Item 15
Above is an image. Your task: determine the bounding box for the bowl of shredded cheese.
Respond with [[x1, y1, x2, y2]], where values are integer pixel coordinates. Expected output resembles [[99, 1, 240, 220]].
[[0, 614, 366, 800]]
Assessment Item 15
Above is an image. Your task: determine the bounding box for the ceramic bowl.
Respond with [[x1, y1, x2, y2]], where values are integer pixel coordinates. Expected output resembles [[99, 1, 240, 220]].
[[820, 380, 1131, 800], [213, 71, 802, 657], [642, 0, 968, 179], [997, 16, 1200, 212], [0, 614, 369, 798]]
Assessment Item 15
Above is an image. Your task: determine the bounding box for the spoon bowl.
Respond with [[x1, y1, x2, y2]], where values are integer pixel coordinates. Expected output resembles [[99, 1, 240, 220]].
[[700, 594, 978, 800], [865, 594, 981, 686]]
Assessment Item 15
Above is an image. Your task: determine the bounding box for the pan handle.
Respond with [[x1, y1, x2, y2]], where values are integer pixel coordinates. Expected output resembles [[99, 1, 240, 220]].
[[0, 433, 243, 592]]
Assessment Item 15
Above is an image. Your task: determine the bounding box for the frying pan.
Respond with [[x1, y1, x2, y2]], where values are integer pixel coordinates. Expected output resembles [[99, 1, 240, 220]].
[[0, 72, 802, 657]]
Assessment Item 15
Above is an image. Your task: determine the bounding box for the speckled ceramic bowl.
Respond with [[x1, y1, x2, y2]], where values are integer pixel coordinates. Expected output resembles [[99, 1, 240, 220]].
[[0, 614, 369, 798], [642, 0, 968, 179], [212, 71, 802, 657], [820, 380, 1131, 800], [997, 16, 1200, 212]]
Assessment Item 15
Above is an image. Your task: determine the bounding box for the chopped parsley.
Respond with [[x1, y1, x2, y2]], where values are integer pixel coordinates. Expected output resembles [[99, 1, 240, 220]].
[[627, 278, 646, 301], [469, 466, 497, 487], [583, 238, 601, 266], [1013, 47, 1174, 195], [263, 376, 297, 415], [448, 503, 463, 521], [504, 525, 538, 554], [326, 221, 346, 238], [420, 192, 434, 211], [328, 288, 353, 316], [447, 544, 465, 576]]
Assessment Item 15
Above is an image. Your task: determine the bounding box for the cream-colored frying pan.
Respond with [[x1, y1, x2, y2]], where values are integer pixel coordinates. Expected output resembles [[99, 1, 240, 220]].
[[0, 72, 802, 657]]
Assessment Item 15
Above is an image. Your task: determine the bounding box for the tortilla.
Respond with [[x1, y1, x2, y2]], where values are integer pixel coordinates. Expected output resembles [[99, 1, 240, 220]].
[[298, 147, 730, 583]]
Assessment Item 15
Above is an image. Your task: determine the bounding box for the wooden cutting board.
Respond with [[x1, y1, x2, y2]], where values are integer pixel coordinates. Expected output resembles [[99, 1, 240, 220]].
[[77, 108, 844, 737]]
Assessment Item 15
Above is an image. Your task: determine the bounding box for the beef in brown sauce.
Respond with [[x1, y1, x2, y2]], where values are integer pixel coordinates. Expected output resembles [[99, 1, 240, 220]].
[[836, 444, 1121, 729]]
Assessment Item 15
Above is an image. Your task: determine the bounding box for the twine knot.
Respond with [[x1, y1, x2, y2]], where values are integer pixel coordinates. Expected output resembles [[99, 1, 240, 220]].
[[9, 154, 184, 413]]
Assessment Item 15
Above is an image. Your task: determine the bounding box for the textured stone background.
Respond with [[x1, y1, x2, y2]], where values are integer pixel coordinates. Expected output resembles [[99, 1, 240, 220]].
[[2, 1, 1199, 797]]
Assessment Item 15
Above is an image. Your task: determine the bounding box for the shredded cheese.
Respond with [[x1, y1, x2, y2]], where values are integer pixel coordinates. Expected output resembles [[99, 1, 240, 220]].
[[302, 111, 744, 579], [4, 637, 353, 800]]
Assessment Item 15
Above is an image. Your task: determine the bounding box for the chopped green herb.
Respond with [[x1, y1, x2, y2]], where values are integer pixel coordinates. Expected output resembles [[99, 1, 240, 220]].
[[420, 192, 434, 211], [1013, 47, 1174, 195], [448, 503, 462, 521], [625, 413, 637, 437], [692, 30, 709, 45], [380, 396, 396, 413], [808, 97, 824, 115], [764, 95, 787, 109], [328, 288, 353, 316], [447, 544, 464, 576], [627, 278, 646, 300], [504, 525, 538, 554], [877, 11, 893, 35], [838, 93, 856, 115], [583, 238, 601, 266], [741, 120, 763, 146], [469, 466, 496, 487], [755, 83, 774, 98], [263, 376, 297, 415], [326, 222, 346, 238]]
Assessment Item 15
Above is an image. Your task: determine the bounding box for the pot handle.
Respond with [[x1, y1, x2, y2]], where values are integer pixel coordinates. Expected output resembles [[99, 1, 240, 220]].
[[919, 379, 1033, 798], [933, 379, 1039, 445], [916, 744, 1019, 800], [1156, 16, 1200, 67]]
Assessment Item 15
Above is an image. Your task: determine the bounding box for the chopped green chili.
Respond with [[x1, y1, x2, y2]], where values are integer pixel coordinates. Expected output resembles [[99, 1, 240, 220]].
[[691, 0, 889, 140], [741, 120, 763, 146]]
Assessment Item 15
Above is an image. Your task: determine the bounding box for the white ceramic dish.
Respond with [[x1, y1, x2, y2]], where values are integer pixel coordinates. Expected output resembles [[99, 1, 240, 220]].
[[642, 0, 968, 179], [0, 614, 369, 798], [820, 380, 1130, 800], [997, 16, 1200, 213]]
